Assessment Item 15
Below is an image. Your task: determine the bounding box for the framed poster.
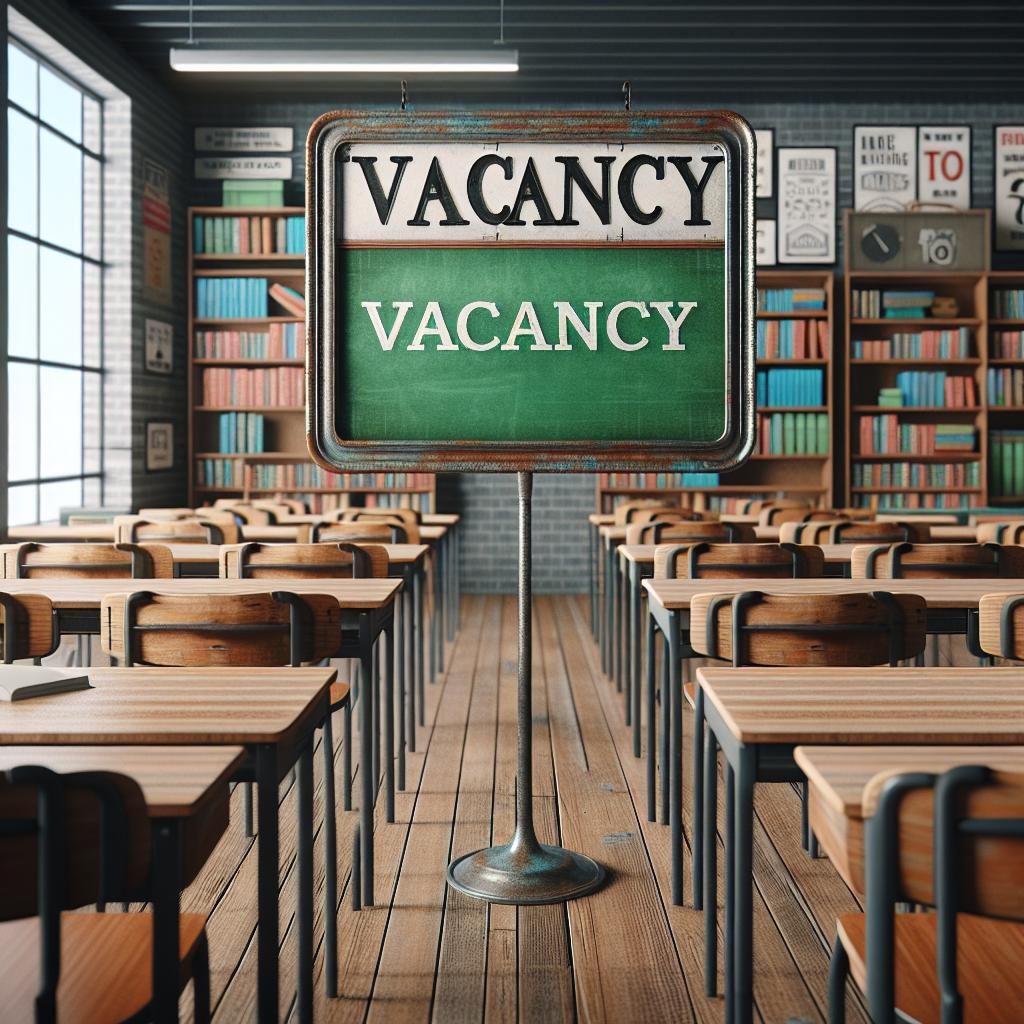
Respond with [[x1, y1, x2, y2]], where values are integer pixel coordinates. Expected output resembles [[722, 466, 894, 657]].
[[756, 219, 777, 265], [144, 318, 173, 375], [194, 156, 293, 179], [917, 126, 971, 208], [776, 147, 836, 264], [145, 421, 174, 472], [194, 126, 293, 152], [142, 159, 172, 306], [306, 109, 755, 473], [853, 125, 917, 211], [754, 128, 774, 199], [995, 126, 1024, 252]]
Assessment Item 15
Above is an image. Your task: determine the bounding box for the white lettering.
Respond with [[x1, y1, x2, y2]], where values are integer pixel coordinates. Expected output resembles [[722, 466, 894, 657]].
[[607, 301, 650, 351], [502, 301, 552, 351], [361, 300, 414, 351], [650, 301, 698, 350], [553, 301, 602, 351], [456, 301, 501, 351], [408, 301, 459, 351]]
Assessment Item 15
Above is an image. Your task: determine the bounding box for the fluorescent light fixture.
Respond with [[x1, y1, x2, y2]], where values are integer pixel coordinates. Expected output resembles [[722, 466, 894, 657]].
[[169, 48, 518, 74]]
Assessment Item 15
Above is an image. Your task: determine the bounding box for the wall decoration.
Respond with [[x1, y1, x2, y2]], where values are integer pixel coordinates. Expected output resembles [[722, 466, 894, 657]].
[[145, 421, 174, 472], [917, 126, 971, 208], [194, 156, 293, 180], [142, 159, 172, 306], [144, 318, 173, 375], [995, 126, 1024, 251], [754, 129, 774, 198], [777, 147, 836, 264], [755, 219, 777, 265], [853, 125, 917, 211], [194, 126, 293, 152]]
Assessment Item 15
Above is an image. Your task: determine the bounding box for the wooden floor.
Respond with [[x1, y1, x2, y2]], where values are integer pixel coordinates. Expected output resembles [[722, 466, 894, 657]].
[[180, 595, 873, 1023]]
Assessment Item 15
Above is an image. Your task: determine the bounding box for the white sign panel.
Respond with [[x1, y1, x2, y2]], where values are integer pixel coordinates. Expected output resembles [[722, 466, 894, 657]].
[[755, 219, 777, 265], [194, 156, 293, 180], [995, 126, 1024, 252], [777, 147, 836, 264], [194, 126, 293, 152], [144, 318, 173, 375], [917, 127, 971, 208], [340, 142, 727, 242], [854, 126, 917, 211], [754, 129, 774, 198]]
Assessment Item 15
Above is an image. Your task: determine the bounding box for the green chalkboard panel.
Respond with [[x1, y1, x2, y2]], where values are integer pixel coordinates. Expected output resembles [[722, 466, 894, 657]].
[[336, 245, 726, 443]]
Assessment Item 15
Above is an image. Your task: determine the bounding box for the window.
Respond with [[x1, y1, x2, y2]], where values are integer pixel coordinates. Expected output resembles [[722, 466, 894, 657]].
[[5, 36, 103, 524]]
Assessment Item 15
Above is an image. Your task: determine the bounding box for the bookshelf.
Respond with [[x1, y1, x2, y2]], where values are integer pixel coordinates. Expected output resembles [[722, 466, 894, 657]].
[[187, 206, 437, 514], [987, 270, 1024, 506], [594, 270, 836, 514]]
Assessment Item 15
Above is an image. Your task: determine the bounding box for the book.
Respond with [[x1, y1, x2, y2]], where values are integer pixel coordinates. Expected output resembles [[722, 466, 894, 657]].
[[0, 666, 92, 702], [269, 283, 306, 317]]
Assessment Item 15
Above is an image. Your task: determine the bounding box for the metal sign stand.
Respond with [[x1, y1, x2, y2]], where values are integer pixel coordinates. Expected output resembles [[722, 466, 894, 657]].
[[447, 471, 605, 904]]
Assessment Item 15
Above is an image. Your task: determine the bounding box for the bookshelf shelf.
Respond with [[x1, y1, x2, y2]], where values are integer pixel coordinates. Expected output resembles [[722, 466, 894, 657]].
[[756, 310, 827, 320], [851, 452, 981, 462], [850, 318, 982, 328], [852, 406, 982, 414], [852, 358, 981, 367], [988, 319, 1024, 326], [850, 486, 982, 494]]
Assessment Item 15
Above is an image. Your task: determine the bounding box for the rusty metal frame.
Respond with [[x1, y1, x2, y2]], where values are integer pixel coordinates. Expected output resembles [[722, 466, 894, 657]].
[[306, 108, 755, 473]]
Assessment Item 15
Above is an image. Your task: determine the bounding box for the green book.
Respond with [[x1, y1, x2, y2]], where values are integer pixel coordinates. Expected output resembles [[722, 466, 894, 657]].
[[783, 413, 795, 455], [794, 413, 806, 454], [223, 179, 285, 208], [1003, 442, 1015, 497], [816, 413, 829, 454], [1015, 442, 1024, 497]]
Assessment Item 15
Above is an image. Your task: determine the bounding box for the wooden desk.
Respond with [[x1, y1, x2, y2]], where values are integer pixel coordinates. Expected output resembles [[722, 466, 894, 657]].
[[0, 668, 335, 1024], [695, 666, 1024, 1024]]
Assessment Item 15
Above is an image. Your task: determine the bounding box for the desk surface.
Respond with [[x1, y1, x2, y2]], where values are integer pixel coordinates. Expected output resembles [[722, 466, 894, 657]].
[[0, 576, 403, 610], [0, 666, 335, 747], [644, 576, 1024, 611], [697, 666, 1024, 745], [0, 744, 246, 817], [166, 541, 428, 566]]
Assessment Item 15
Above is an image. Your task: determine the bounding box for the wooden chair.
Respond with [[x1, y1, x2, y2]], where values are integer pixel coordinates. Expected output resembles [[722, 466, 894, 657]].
[[114, 515, 240, 546], [219, 541, 389, 581], [0, 593, 59, 663], [311, 520, 395, 544], [344, 507, 422, 528], [654, 541, 826, 580], [978, 592, 1024, 661], [851, 542, 1024, 580], [250, 500, 295, 521], [778, 519, 849, 544], [630, 520, 756, 545], [977, 521, 1024, 544], [341, 511, 418, 544], [0, 764, 212, 1023], [210, 504, 275, 526], [829, 520, 931, 544], [612, 499, 679, 525], [135, 507, 197, 520], [830, 765, 1024, 1024], [756, 504, 819, 527], [1, 542, 174, 580]]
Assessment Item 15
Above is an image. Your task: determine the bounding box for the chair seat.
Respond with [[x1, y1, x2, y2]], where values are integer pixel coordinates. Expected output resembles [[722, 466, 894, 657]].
[[0, 910, 207, 1024], [683, 681, 697, 709], [837, 911, 1024, 1024], [330, 681, 351, 710]]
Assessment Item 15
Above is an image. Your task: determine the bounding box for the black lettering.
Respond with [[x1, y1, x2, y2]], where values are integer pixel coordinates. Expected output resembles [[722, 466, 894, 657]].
[[504, 157, 559, 226], [556, 156, 615, 225], [618, 155, 664, 225], [667, 155, 724, 226], [352, 155, 412, 226], [467, 154, 513, 225], [407, 156, 470, 226]]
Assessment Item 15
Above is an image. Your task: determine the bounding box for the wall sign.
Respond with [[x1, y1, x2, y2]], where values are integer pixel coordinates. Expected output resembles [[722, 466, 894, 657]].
[[754, 128, 774, 198], [194, 156, 293, 180], [145, 422, 174, 472], [995, 126, 1024, 252], [194, 126, 293, 152], [854, 125, 917, 211], [756, 219, 777, 265], [847, 210, 988, 273], [144, 318, 173, 375], [917, 126, 971, 208], [306, 110, 755, 473], [142, 159, 172, 306], [777, 147, 836, 264]]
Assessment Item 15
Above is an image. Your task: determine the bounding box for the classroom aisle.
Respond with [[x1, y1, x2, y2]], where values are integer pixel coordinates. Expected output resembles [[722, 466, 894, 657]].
[[181, 595, 870, 1024]]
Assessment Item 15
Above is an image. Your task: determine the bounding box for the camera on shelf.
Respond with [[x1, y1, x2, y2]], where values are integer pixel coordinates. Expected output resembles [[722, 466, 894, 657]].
[[918, 227, 958, 267]]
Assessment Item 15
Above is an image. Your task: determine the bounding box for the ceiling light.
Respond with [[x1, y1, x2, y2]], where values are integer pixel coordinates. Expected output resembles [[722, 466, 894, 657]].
[[169, 48, 519, 74]]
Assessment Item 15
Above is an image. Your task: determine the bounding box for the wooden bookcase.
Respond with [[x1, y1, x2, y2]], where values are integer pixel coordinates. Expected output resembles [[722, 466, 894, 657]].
[[187, 205, 436, 513], [594, 269, 836, 513], [987, 270, 1024, 506]]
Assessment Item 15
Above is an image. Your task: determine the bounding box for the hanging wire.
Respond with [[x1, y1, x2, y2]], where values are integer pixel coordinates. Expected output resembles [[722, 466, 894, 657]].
[[188, 0, 195, 46], [498, 0, 505, 44]]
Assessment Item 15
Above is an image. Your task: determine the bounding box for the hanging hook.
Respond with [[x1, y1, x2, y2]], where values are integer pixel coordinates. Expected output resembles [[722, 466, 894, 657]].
[[622, 80, 632, 112], [400, 79, 408, 111]]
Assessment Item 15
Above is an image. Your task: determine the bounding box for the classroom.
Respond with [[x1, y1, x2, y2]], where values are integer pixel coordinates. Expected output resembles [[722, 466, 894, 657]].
[[1, 2, 1023, 1022]]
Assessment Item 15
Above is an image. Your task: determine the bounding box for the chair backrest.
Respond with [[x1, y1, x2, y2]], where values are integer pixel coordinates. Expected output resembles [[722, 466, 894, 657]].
[[757, 506, 826, 527], [135, 507, 197, 520], [0, 593, 59, 662], [215, 504, 275, 525], [220, 542, 389, 580], [114, 515, 240, 546], [830, 520, 931, 545], [250, 501, 293, 521], [646, 521, 756, 545], [612, 499, 677, 525], [852, 542, 1024, 580], [341, 511, 418, 543], [100, 590, 341, 666], [311, 520, 396, 544], [1, 542, 173, 580], [689, 590, 927, 666], [977, 521, 1024, 545], [654, 542, 826, 580], [978, 592, 1024, 660], [344, 507, 422, 528], [777, 519, 849, 545]]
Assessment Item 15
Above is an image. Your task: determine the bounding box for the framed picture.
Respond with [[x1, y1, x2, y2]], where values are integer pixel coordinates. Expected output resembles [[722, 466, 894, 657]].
[[776, 147, 837, 264], [756, 219, 777, 265], [144, 318, 173, 375], [853, 125, 917, 211], [145, 421, 174, 472], [917, 126, 971, 209], [994, 126, 1024, 252], [754, 128, 774, 199]]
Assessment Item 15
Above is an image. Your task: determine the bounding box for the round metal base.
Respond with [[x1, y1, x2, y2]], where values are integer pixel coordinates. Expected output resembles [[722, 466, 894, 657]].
[[447, 842, 605, 905]]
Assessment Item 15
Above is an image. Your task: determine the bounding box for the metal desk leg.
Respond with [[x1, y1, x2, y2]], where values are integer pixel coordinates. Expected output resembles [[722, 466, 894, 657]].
[[415, 566, 425, 727], [322, 712, 338, 997], [454, 526, 461, 632], [151, 818, 182, 1024], [446, 531, 456, 643], [384, 622, 395, 823], [589, 523, 598, 635], [703, 728, 718, 996], [435, 540, 445, 673], [296, 739, 314, 1024], [660, 637, 670, 825], [397, 588, 406, 790], [645, 613, 658, 822], [429, 550, 439, 682], [692, 686, 705, 909], [615, 551, 625, 691], [668, 608, 684, 906], [623, 559, 632, 728], [358, 617, 375, 906], [725, 763, 735, 1024], [255, 743, 281, 1021], [406, 583, 417, 754], [631, 563, 642, 757], [602, 542, 613, 675], [372, 641, 380, 789], [732, 745, 756, 1024]]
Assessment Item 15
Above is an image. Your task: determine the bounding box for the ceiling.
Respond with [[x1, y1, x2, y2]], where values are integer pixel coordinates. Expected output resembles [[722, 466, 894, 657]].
[[69, 0, 1024, 103]]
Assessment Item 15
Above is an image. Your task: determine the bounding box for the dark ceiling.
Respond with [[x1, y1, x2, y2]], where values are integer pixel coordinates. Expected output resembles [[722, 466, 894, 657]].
[[69, 0, 1024, 103]]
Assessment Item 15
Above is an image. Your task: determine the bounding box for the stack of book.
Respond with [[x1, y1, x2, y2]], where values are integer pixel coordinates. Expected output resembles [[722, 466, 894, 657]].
[[992, 289, 1024, 319], [851, 328, 972, 360], [892, 371, 977, 407], [986, 367, 1024, 407], [193, 214, 305, 255], [756, 288, 826, 312], [990, 430, 1024, 497], [755, 318, 830, 358], [756, 412, 828, 455], [756, 368, 824, 407], [991, 330, 1024, 359], [200, 366, 304, 407], [217, 412, 264, 453], [268, 284, 305, 317], [195, 278, 268, 319], [858, 417, 977, 455], [878, 387, 903, 407], [851, 290, 936, 319], [194, 323, 303, 360]]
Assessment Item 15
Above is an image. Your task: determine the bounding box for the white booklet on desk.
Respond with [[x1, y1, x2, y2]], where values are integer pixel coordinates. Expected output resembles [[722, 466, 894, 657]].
[[0, 666, 92, 702]]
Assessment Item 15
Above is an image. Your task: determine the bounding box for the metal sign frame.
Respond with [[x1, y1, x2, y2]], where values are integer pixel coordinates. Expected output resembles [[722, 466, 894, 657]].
[[306, 109, 755, 474]]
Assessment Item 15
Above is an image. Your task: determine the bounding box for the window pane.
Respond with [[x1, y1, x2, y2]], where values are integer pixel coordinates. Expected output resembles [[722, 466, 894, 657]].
[[7, 109, 38, 236], [83, 262, 101, 367], [83, 95, 101, 153], [83, 154, 102, 260], [40, 366, 82, 478], [7, 484, 38, 526], [7, 362, 38, 481], [39, 129, 82, 251], [39, 65, 81, 142], [39, 478, 82, 523], [8, 42, 37, 113], [39, 248, 82, 364], [83, 371, 101, 472], [7, 236, 38, 358], [83, 476, 101, 507]]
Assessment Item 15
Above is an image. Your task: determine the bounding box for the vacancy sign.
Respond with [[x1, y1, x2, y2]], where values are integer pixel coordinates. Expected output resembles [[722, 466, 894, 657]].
[[306, 111, 754, 472]]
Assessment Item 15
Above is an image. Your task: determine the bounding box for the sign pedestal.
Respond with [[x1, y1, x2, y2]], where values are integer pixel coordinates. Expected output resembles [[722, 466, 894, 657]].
[[446, 471, 605, 905]]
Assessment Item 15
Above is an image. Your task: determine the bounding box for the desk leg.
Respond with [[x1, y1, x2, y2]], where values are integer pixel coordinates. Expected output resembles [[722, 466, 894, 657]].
[[323, 714, 338, 997], [692, 687, 705, 910], [406, 583, 417, 754], [151, 818, 181, 1024], [623, 562, 631, 728], [454, 526, 461, 633], [415, 567, 425, 728], [703, 729, 718, 996], [385, 622, 395, 823], [660, 638, 670, 825], [732, 746, 755, 1024], [372, 642, 380, 789], [296, 739, 314, 1024], [602, 543, 612, 676], [359, 617, 375, 906], [397, 588, 407, 789], [255, 743, 280, 1021], [434, 541, 445, 674], [429, 551, 439, 683], [631, 564, 642, 758], [614, 552, 624, 692], [645, 614, 657, 822], [668, 609, 684, 906], [446, 531, 456, 643], [725, 763, 735, 1024], [589, 524, 597, 636]]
